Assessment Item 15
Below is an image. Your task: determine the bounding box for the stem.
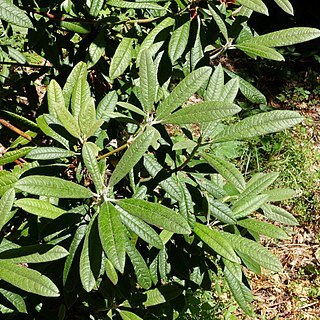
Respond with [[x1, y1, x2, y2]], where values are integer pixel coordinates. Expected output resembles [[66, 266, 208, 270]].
[[0, 61, 53, 69], [97, 143, 128, 160], [0, 118, 34, 142]]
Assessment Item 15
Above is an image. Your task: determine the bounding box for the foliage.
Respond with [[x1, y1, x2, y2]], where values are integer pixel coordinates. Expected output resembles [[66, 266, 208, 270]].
[[0, 0, 319, 318]]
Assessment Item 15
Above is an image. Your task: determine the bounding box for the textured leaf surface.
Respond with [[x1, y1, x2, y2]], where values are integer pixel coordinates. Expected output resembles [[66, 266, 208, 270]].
[[0, 147, 34, 166], [117, 199, 191, 234], [26, 147, 75, 160], [0, 260, 59, 297], [47, 80, 65, 117], [263, 188, 296, 201], [215, 110, 304, 141], [193, 175, 226, 198], [209, 5, 228, 41], [105, 258, 118, 285], [0, 172, 18, 196], [204, 64, 224, 101], [0, 189, 15, 230], [0, 288, 27, 313], [273, 0, 294, 15], [262, 204, 298, 225], [208, 198, 236, 224], [237, 0, 269, 15], [98, 202, 127, 273], [0, 0, 33, 28], [194, 223, 240, 263], [119, 310, 143, 320], [96, 91, 118, 121], [236, 43, 284, 61], [90, 0, 104, 16], [232, 194, 269, 219], [177, 178, 196, 227], [15, 176, 93, 198], [71, 76, 90, 121], [107, 0, 164, 10], [220, 78, 239, 102]]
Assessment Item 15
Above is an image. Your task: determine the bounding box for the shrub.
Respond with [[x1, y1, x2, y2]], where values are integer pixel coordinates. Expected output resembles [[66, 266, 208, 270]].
[[0, 0, 319, 318]]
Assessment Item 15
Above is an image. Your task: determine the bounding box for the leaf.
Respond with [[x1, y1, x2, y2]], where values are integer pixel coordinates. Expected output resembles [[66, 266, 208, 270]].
[[0, 189, 15, 230], [26, 147, 75, 160], [126, 240, 152, 289], [232, 194, 269, 219], [158, 248, 169, 281], [177, 177, 195, 227], [139, 49, 157, 113], [107, 0, 164, 10], [215, 110, 304, 142], [224, 232, 282, 271], [0, 260, 59, 297], [71, 75, 91, 121], [60, 21, 91, 34], [201, 153, 246, 191], [273, 0, 294, 15], [47, 80, 65, 118], [105, 257, 118, 285], [168, 20, 190, 64], [237, 218, 289, 239], [156, 66, 212, 118], [193, 223, 240, 263], [190, 17, 203, 70], [0, 147, 34, 166], [237, 0, 269, 15], [0, 288, 27, 313], [15, 198, 66, 219], [263, 188, 296, 201], [117, 199, 191, 235], [15, 175, 93, 199], [207, 198, 237, 224], [109, 37, 134, 80], [208, 5, 228, 41], [7, 46, 26, 64], [0, 244, 69, 263], [98, 202, 127, 273], [119, 310, 143, 320], [204, 64, 224, 101], [109, 126, 157, 187], [243, 27, 320, 47], [96, 90, 118, 121], [192, 174, 226, 198], [160, 101, 241, 124], [63, 62, 87, 107], [0, 172, 18, 196], [172, 138, 197, 151], [220, 78, 239, 102], [236, 43, 284, 61], [0, 0, 33, 28], [90, 0, 104, 17], [117, 102, 146, 116], [82, 142, 104, 194], [262, 204, 298, 225], [118, 206, 164, 249]]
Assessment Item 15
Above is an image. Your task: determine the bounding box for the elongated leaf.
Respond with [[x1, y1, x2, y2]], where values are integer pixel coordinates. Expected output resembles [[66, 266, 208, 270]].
[[139, 49, 157, 113], [192, 175, 226, 198], [204, 64, 224, 101], [0, 172, 18, 196], [15, 198, 66, 219], [82, 142, 104, 194], [15, 175, 93, 198], [119, 310, 143, 320], [90, 0, 104, 16], [237, 218, 289, 239], [7, 46, 26, 64], [63, 62, 87, 107], [161, 101, 241, 124], [168, 20, 190, 64], [0, 288, 27, 313], [158, 248, 169, 281], [105, 257, 118, 285], [224, 232, 282, 271], [26, 147, 75, 160], [208, 198, 237, 224], [117, 199, 191, 234], [262, 204, 298, 225], [237, 0, 269, 15], [118, 207, 164, 249], [244, 27, 320, 47], [126, 240, 152, 289], [0, 244, 69, 263], [273, 0, 294, 15], [263, 188, 296, 201], [215, 110, 304, 142], [0, 189, 15, 230], [177, 178, 195, 227], [209, 5, 228, 41], [0, 0, 33, 28], [107, 0, 164, 10], [149, 256, 158, 285], [232, 194, 269, 219], [0, 147, 34, 166], [47, 80, 65, 117], [156, 67, 212, 118], [220, 78, 239, 102], [194, 223, 240, 263], [190, 16, 203, 70], [117, 102, 146, 116], [96, 90, 118, 121], [60, 21, 91, 34], [201, 153, 246, 191], [71, 75, 90, 121], [0, 260, 59, 297], [109, 126, 157, 187], [236, 43, 284, 61], [109, 37, 134, 79], [98, 202, 127, 273]]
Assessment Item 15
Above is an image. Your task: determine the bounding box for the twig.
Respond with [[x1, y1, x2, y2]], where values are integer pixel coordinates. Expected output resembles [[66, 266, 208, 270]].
[[0, 118, 33, 141], [97, 143, 128, 160], [0, 61, 53, 69]]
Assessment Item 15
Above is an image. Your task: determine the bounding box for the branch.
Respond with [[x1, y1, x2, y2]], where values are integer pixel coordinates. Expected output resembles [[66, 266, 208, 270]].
[[0, 118, 34, 142]]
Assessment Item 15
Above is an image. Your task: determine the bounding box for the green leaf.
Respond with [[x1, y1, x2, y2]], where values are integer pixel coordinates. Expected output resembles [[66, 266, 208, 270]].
[[201, 153, 246, 191], [273, 0, 294, 15], [117, 199, 191, 234], [0, 260, 59, 297], [97, 91, 118, 121], [156, 66, 212, 118], [0, 189, 15, 230], [139, 49, 157, 113], [0, 147, 34, 166], [172, 138, 197, 151], [15, 198, 66, 219], [63, 62, 87, 107], [71, 75, 90, 121], [109, 37, 134, 80], [262, 204, 298, 225], [15, 175, 93, 199], [237, 0, 269, 15], [232, 194, 269, 219], [263, 188, 296, 201], [0, 172, 18, 196], [220, 78, 239, 102], [0, 244, 69, 263], [190, 17, 203, 70], [215, 110, 304, 142], [208, 198, 237, 224], [160, 101, 241, 124], [168, 20, 190, 64], [78, 96, 97, 139], [7, 46, 26, 64], [224, 232, 282, 271], [117, 102, 146, 117], [105, 257, 118, 285], [98, 202, 127, 273], [158, 248, 169, 281], [119, 310, 143, 320], [193, 223, 240, 263], [243, 27, 320, 47], [126, 240, 152, 289], [237, 218, 289, 239], [208, 5, 228, 41], [192, 175, 226, 198], [90, 0, 104, 16], [82, 142, 104, 194], [109, 126, 157, 187], [0, 288, 27, 313], [204, 64, 224, 101], [0, 0, 33, 28], [107, 0, 164, 10], [118, 207, 164, 249], [26, 147, 75, 160], [47, 80, 65, 118], [236, 43, 285, 61]]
